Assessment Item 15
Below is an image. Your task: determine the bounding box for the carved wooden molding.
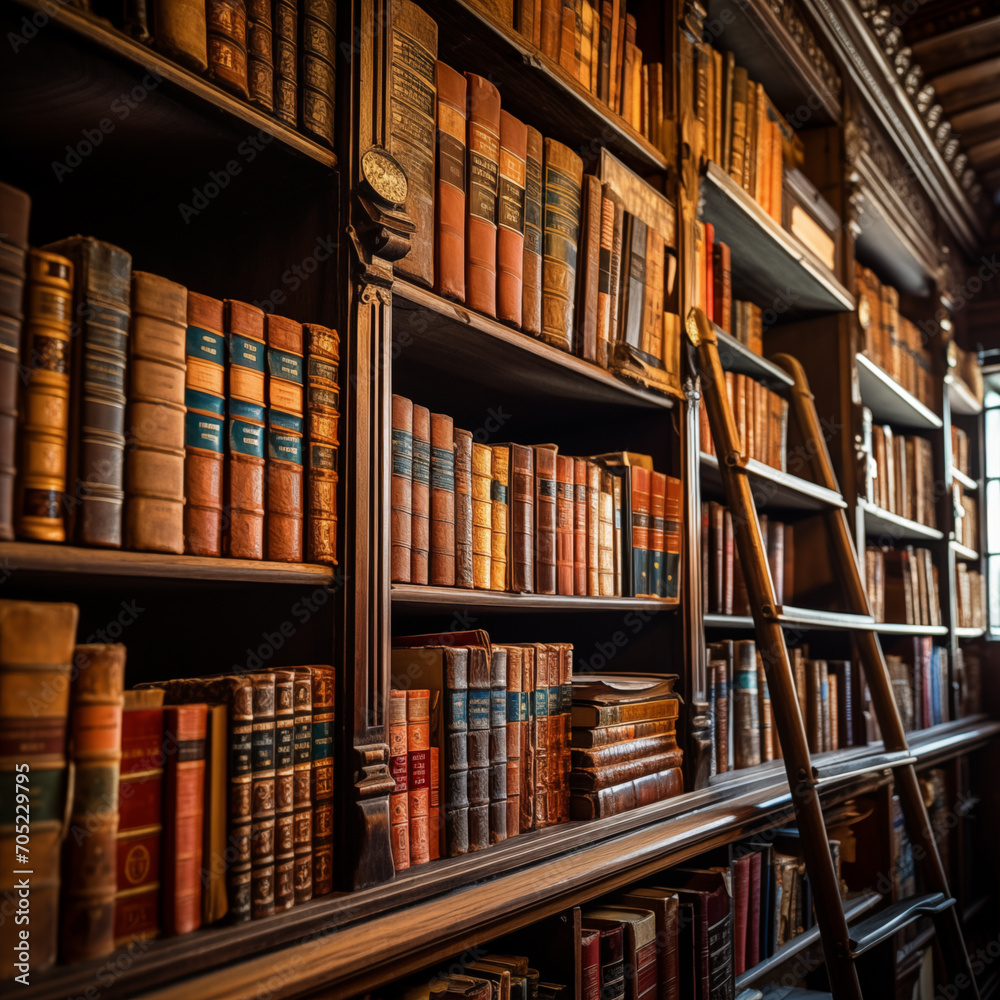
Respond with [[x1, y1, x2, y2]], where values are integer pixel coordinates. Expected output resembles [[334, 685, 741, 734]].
[[761, 0, 843, 101]]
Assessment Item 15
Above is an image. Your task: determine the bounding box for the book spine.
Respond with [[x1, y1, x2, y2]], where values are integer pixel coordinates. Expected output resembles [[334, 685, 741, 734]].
[[573, 457, 588, 595], [265, 315, 305, 563], [304, 324, 340, 565], [577, 175, 601, 362], [445, 648, 470, 855], [534, 445, 558, 594], [153, 0, 208, 70], [184, 293, 226, 556], [206, 0, 250, 98], [533, 646, 550, 829], [541, 139, 584, 351], [466, 73, 502, 317], [509, 443, 534, 592], [299, 0, 336, 148], [272, 0, 298, 126], [391, 395, 413, 582], [521, 127, 545, 336], [224, 680, 254, 921], [570, 765, 683, 819], [503, 646, 522, 838], [734, 641, 761, 769], [246, 0, 273, 111], [598, 470, 614, 596], [663, 476, 682, 602], [411, 405, 431, 584], [203, 704, 229, 925], [471, 442, 493, 589], [586, 460, 600, 594], [489, 647, 508, 844], [468, 648, 491, 850], [630, 467, 650, 597], [555, 453, 575, 595], [497, 111, 528, 327], [249, 673, 276, 918], [649, 471, 666, 598], [273, 671, 295, 911], [311, 667, 335, 895], [389, 689, 409, 870], [521, 646, 536, 832], [714, 661, 729, 774], [407, 689, 431, 865], [455, 428, 474, 587], [430, 412, 456, 585], [596, 190, 615, 368], [435, 62, 468, 303], [490, 445, 510, 590], [573, 731, 679, 768]]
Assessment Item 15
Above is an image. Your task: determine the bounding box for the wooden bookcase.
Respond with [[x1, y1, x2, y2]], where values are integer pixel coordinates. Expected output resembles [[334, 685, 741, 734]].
[[3, 0, 998, 997]]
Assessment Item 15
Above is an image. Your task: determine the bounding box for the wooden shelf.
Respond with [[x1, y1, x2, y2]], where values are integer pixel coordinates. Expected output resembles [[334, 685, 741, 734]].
[[715, 326, 795, 390], [946, 375, 984, 416], [951, 540, 980, 562], [704, 606, 875, 632], [700, 453, 847, 511], [858, 499, 944, 543], [699, 161, 855, 314], [392, 280, 675, 411], [391, 584, 676, 614], [855, 355, 943, 430], [0, 542, 335, 585], [952, 467, 979, 491], [872, 622, 949, 637], [736, 892, 881, 989], [955, 626, 986, 639], [430, 0, 668, 174]]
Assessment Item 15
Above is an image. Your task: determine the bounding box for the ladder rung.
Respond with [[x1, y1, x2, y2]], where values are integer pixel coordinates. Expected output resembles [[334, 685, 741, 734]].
[[811, 750, 917, 788], [848, 892, 955, 957]]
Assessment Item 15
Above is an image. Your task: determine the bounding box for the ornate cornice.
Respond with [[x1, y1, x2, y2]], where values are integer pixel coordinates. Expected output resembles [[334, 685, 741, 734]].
[[762, 0, 843, 102]]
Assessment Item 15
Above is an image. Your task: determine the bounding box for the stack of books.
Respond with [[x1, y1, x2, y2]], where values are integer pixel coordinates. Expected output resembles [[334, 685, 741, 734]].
[[863, 421, 937, 528], [884, 638, 949, 732], [698, 374, 789, 471], [955, 565, 985, 630], [866, 545, 942, 626]]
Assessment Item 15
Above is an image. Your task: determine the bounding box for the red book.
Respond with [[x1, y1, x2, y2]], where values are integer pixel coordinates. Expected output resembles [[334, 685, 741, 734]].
[[703, 221, 715, 322], [732, 853, 752, 976], [497, 110, 527, 326], [407, 689, 431, 865], [630, 467, 651, 597], [712, 240, 731, 333], [555, 454, 574, 595], [435, 62, 467, 302], [581, 927, 601, 1000], [747, 849, 762, 969], [573, 457, 588, 595]]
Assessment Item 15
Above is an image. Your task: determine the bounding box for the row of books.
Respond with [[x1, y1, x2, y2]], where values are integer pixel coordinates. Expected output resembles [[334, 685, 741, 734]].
[[699, 372, 790, 472], [856, 264, 937, 411], [0, 600, 337, 980], [951, 425, 972, 477], [700, 503, 794, 615], [955, 565, 985, 630], [389, 634, 572, 870], [389, 3, 681, 392], [865, 545, 942, 627], [862, 419, 937, 530], [569, 673, 683, 819], [954, 491, 979, 552], [886, 637, 950, 732], [90, 0, 335, 147], [0, 182, 340, 562]]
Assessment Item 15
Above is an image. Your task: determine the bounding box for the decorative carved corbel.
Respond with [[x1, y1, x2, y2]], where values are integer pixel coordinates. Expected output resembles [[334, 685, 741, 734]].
[[349, 743, 397, 889]]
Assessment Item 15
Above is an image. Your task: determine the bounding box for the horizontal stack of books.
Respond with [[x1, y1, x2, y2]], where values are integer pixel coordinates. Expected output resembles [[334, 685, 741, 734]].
[[865, 545, 942, 626], [569, 673, 683, 819]]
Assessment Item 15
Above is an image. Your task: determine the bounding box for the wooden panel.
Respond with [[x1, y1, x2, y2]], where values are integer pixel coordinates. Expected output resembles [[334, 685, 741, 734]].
[[700, 453, 847, 512]]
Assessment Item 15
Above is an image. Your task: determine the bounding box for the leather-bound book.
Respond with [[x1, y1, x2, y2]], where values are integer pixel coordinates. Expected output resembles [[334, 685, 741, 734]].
[[184, 292, 226, 555], [154, 0, 208, 70], [489, 646, 508, 844], [467, 646, 491, 849], [541, 140, 584, 351], [389, 0, 438, 287], [246, 0, 273, 110], [506, 443, 534, 592], [577, 174, 602, 362], [501, 644, 523, 838], [580, 919, 625, 1000], [585, 460, 600, 594], [391, 395, 413, 582], [162, 703, 208, 936], [60, 644, 126, 963], [598, 470, 614, 596], [521, 126, 545, 336], [733, 640, 760, 769], [532, 644, 549, 829], [539, 0, 561, 58], [455, 428, 474, 588], [595, 187, 616, 368], [411, 404, 431, 583], [732, 853, 751, 976], [17, 250, 73, 541], [497, 110, 527, 327], [389, 689, 409, 870], [471, 442, 493, 589], [126, 272, 187, 553], [225, 300, 266, 559], [124, 0, 153, 42], [573, 457, 587, 595], [430, 412, 456, 586], [648, 472, 666, 598], [587, 907, 658, 1000], [272, 0, 298, 126], [615, 888, 680, 1000], [714, 661, 729, 774], [310, 665, 335, 895], [490, 444, 510, 591], [628, 466, 650, 597], [712, 240, 731, 334], [519, 644, 536, 832], [0, 602, 77, 977], [435, 62, 468, 303], [571, 766, 683, 818], [203, 703, 229, 924], [581, 928, 600, 1000], [249, 673, 276, 918], [207, 0, 249, 98], [299, 0, 336, 147], [265, 314, 305, 562], [570, 749, 683, 792], [555, 453, 574, 595], [0, 183, 30, 540], [304, 324, 340, 565], [466, 73, 502, 317], [292, 668, 313, 900], [663, 476, 682, 602], [274, 671, 295, 910], [534, 443, 558, 594], [407, 688, 431, 865], [757, 655, 773, 762], [115, 689, 164, 946]]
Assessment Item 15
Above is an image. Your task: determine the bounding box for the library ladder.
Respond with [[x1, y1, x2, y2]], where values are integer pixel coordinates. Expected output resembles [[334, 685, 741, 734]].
[[686, 307, 979, 1000]]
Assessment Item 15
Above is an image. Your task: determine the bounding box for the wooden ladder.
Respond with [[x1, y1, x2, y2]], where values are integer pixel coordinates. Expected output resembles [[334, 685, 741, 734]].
[[686, 307, 979, 1000]]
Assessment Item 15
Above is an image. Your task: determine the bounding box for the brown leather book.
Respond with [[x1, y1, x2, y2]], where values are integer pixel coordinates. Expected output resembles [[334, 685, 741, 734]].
[[573, 457, 588, 595], [586, 459, 601, 595], [272, 0, 298, 126], [154, 0, 208, 70], [540, 0, 561, 58], [207, 0, 249, 98], [598, 470, 614, 596], [595, 187, 616, 368], [391, 395, 414, 582], [0, 183, 30, 541], [467, 646, 491, 848], [411, 404, 431, 584], [292, 668, 314, 901], [712, 240, 731, 333], [203, 703, 229, 924], [516, 0, 539, 46], [501, 644, 522, 838], [570, 750, 683, 792], [390, 0, 438, 287], [571, 767, 683, 818], [299, 0, 336, 147], [577, 174, 602, 362], [454, 428, 474, 588], [249, 673, 276, 918], [497, 111, 528, 327], [407, 689, 431, 864], [43, 236, 132, 548], [430, 412, 456, 586], [265, 314, 305, 562], [115, 689, 164, 946], [489, 647, 508, 843], [246, 0, 273, 110], [388, 688, 409, 870], [163, 703, 208, 936], [184, 292, 226, 556], [733, 640, 760, 768], [555, 453, 574, 595], [533, 444, 558, 594], [60, 644, 126, 963], [274, 671, 295, 910], [558, 0, 578, 78], [518, 644, 536, 831], [304, 324, 340, 565], [490, 444, 510, 590], [466, 73, 502, 317], [541, 140, 584, 351], [126, 272, 187, 554], [521, 126, 545, 336], [435, 62, 468, 303], [606, 191, 625, 361], [311, 666, 335, 896], [471, 442, 493, 589], [225, 300, 266, 559], [505, 443, 534, 593]]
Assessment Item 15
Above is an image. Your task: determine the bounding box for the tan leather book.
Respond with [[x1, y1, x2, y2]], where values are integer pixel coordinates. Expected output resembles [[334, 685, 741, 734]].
[[274, 671, 295, 910], [555, 453, 574, 595], [471, 442, 493, 589], [455, 428, 474, 588], [497, 111, 527, 327], [541, 139, 584, 352], [596, 186, 620, 368], [411, 405, 430, 583], [299, 0, 336, 148], [730, 65, 748, 184], [388, 688, 410, 870], [598, 470, 614, 596], [406, 688, 432, 865], [272, 0, 298, 127], [207, 0, 249, 98], [466, 73, 502, 317], [533, 444, 558, 594], [490, 445, 510, 591], [586, 459, 601, 595], [185, 293, 226, 556], [246, 0, 273, 111], [304, 324, 339, 565], [580, 1, 594, 91], [576, 174, 602, 362], [154, 0, 208, 71], [606, 191, 625, 363], [430, 412, 456, 586], [435, 62, 468, 303], [389, 0, 438, 287], [573, 457, 587, 595], [521, 127, 545, 336], [60, 644, 126, 963], [558, 0, 578, 78], [17, 251, 72, 542], [391, 395, 413, 582], [539, 0, 561, 59], [770, 119, 783, 221], [517, 0, 540, 47], [126, 272, 187, 554]]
